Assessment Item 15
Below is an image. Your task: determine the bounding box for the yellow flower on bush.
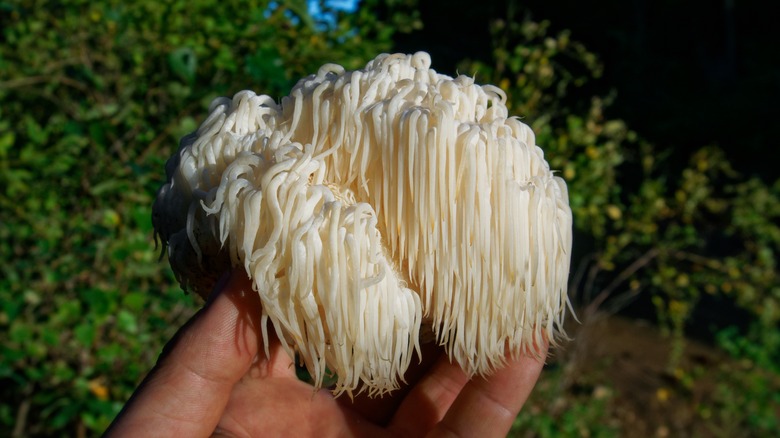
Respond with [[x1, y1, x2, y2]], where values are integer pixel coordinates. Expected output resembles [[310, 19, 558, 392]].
[[88, 380, 109, 401]]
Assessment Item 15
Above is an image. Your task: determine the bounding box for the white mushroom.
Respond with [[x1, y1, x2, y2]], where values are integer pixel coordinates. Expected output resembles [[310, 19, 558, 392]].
[[152, 52, 572, 396]]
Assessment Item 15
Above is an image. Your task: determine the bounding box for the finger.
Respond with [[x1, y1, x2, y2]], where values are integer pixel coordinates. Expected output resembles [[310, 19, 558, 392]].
[[387, 348, 469, 435], [217, 340, 392, 437], [239, 317, 295, 380], [106, 271, 261, 437], [429, 343, 549, 438], [340, 341, 444, 425]]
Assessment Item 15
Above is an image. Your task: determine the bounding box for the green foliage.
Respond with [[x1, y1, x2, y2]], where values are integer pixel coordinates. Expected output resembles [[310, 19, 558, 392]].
[[0, 0, 406, 435], [702, 325, 780, 436], [458, 10, 780, 346], [458, 17, 628, 241], [461, 14, 779, 436], [511, 366, 618, 438]]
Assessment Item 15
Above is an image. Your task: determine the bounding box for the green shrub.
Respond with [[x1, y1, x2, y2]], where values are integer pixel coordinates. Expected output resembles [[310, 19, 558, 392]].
[[459, 14, 779, 437], [0, 0, 404, 434], [704, 325, 780, 437], [511, 365, 618, 438], [457, 11, 780, 350]]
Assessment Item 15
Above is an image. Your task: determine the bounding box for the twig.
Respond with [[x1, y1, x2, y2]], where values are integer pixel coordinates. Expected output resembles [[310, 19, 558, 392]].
[[581, 260, 601, 309], [672, 250, 728, 273], [12, 394, 31, 438], [569, 252, 596, 305], [0, 75, 90, 93], [584, 247, 660, 318]]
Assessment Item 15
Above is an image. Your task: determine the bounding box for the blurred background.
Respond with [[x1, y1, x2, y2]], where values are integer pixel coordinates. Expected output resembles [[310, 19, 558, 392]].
[[1, 0, 777, 436]]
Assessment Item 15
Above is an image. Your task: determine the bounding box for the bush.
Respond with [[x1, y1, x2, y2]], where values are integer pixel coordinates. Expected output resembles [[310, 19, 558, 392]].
[[706, 324, 780, 436], [0, 0, 404, 434], [460, 10, 779, 436], [457, 10, 780, 347]]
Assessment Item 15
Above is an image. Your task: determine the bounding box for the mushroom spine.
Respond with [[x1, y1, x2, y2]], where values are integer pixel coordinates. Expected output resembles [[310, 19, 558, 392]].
[[153, 52, 573, 396]]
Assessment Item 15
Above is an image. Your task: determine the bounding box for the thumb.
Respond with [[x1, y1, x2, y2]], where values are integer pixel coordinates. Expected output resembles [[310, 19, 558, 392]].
[[106, 271, 261, 437]]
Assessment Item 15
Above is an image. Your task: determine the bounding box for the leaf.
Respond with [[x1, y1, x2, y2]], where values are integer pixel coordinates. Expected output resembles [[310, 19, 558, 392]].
[[1, 299, 22, 321], [74, 322, 96, 347], [168, 47, 197, 84], [245, 46, 290, 92], [131, 205, 152, 234], [9, 321, 33, 344], [88, 122, 106, 145], [82, 288, 114, 317], [24, 115, 48, 145], [117, 310, 138, 334], [51, 301, 82, 325], [89, 179, 128, 197], [122, 292, 147, 312], [47, 401, 80, 429], [0, 131, 14, 158], [40, 326, 59, 346]]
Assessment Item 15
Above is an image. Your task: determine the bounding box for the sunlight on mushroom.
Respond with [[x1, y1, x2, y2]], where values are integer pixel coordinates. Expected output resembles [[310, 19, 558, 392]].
[[152, 52, 573, 396]]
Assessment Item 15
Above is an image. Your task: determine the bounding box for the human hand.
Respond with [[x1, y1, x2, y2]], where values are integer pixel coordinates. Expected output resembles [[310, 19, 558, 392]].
[[106, 271, 548, 437]]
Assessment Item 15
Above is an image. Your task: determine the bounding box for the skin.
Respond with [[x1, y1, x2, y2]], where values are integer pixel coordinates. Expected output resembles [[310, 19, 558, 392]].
[[106, 271, 549, 437]]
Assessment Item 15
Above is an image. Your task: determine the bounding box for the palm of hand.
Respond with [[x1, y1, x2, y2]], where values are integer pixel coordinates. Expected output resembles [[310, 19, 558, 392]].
[[107, 273, 547, 437]]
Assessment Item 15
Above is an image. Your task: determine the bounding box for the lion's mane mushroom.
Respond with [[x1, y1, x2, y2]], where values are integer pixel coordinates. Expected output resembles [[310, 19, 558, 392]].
[[152, 52, 572, 396]]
